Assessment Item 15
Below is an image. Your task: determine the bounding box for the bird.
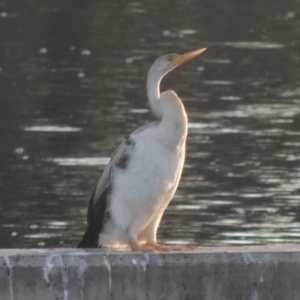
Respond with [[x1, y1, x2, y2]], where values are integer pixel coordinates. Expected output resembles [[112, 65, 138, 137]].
[[78, 48, 206, 251]]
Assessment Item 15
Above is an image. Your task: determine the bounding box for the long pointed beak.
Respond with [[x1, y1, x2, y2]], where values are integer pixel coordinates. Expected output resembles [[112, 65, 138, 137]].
[[172, 48, 206, 66]]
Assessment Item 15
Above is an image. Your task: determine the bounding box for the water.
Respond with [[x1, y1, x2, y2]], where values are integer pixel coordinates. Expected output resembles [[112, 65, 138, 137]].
[[1, 0, 300, 248]]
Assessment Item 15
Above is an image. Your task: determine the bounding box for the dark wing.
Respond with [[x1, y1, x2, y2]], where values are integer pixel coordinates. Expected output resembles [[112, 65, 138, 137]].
[[77, 186, 111, 248], [77, 124, 158, 248], [77, 138, 134, 248]]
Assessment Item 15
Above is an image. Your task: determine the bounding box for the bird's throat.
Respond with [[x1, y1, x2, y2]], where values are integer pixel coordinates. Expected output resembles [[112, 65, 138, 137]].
[[146, 71, 163, 119]]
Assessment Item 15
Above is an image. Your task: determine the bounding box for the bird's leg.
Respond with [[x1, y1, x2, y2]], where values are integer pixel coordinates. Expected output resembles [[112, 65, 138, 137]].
[[128, 237, 143, 251], [128, 235, 155, 252]]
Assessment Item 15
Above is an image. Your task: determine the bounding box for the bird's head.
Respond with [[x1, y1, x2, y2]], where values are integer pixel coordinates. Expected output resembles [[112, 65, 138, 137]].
[[147, 47, 206, 119], [150, 48, 206, 76]]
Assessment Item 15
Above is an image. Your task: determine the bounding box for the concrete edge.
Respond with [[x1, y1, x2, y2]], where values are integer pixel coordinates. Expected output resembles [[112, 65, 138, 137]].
[[1, 245, 300, 300]]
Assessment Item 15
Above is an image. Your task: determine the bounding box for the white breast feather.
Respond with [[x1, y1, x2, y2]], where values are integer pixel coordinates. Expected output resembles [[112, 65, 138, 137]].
[[100, 124, 185, 247]]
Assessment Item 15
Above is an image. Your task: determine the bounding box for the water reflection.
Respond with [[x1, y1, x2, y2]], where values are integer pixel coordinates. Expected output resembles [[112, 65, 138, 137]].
[[24, 126, 82, 132], [48, 157, 110, 166], [222, 41, 285, 49], [0, 0, 300, 248], [203, 80, 234, 85]]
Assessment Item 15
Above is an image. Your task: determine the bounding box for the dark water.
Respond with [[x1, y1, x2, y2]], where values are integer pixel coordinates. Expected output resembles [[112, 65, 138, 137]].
[[1, 0, 300, 248]]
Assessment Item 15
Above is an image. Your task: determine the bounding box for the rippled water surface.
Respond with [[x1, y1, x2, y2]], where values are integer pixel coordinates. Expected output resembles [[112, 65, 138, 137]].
[[1, 0, 300, 248]]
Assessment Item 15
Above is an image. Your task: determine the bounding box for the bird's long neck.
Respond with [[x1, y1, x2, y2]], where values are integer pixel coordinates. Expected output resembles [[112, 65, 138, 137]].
[[158, 91, 188, 150], [146, 68, 164, 119]]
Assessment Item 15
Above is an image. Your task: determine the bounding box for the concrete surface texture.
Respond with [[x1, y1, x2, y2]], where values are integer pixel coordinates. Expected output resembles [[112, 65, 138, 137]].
[[0, 245, 300, 300]]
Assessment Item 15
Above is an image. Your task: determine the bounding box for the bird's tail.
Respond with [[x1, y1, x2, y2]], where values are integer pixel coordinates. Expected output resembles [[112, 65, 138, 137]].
[[77, 186, 111, 248], [77, 224, 99, 248]]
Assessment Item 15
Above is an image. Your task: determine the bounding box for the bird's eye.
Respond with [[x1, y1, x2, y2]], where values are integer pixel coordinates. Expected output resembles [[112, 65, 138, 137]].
[[167, 55, 177, 62]]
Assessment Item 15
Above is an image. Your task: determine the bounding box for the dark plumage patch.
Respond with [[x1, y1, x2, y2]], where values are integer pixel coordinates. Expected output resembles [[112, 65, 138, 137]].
[[116, 136, 135, 169], [125, 135, 135, 146], [125, 136, 135, 146], [77, 185, 112, 248], [116, 154, 129, 169]]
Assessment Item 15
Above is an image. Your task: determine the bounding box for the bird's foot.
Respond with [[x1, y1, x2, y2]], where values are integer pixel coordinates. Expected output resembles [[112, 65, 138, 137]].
[[143, 243, 196, 252], [129, 238, 196, 252], [143, 243, 170, 252], [129, 241, 169, 252], [129, 239, 155, 252]]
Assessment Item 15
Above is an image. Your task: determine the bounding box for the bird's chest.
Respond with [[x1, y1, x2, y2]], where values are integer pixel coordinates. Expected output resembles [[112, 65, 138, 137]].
[[111, 135, 185, 217], [129, 140, 184, 193]]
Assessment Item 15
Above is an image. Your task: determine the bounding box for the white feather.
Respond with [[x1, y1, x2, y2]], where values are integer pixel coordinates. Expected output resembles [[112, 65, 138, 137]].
[[78, 48, 206, 251]]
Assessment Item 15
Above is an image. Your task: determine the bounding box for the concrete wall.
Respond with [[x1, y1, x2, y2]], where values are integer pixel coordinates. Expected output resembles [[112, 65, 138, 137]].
[[0, 245, 300, 300]]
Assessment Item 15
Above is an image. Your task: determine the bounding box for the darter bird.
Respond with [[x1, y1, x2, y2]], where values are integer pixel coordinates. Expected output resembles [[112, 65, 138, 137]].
[[78, 48, 206, 251]]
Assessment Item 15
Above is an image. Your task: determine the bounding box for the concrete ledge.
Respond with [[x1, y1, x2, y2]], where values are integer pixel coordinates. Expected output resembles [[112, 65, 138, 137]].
[[1, 245, 300, 300]]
